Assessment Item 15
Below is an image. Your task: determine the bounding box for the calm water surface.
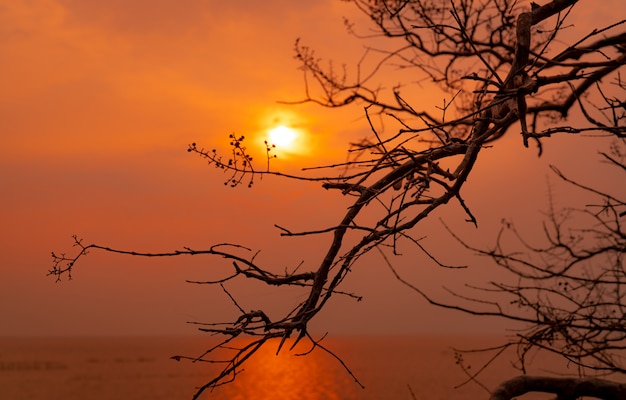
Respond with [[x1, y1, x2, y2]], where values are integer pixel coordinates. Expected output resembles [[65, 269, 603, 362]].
[[0, 335, 555, 400]]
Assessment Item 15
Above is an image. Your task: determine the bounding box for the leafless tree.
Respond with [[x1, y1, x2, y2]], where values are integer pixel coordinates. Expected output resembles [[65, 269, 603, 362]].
[[50, 0, 626, 398], [444, 139, 626, 399]]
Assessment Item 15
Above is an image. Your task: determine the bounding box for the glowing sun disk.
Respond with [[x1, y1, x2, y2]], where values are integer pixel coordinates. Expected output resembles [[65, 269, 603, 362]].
[[268, 125, 297, 148]]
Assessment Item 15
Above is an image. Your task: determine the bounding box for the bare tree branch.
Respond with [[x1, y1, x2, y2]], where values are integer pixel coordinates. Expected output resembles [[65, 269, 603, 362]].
[[50, 1, 626, 397]]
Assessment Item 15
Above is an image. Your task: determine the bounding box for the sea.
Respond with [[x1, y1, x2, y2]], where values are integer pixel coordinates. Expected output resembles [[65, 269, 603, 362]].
[[0, 335, 561, 400]]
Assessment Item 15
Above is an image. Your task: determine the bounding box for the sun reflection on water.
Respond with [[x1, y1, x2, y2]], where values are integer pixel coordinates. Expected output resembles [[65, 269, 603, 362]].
[[207, 338, 350, 400]]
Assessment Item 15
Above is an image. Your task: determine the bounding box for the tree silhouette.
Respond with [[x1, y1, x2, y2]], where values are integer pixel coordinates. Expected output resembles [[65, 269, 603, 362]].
[[50, 0, 626, 399]]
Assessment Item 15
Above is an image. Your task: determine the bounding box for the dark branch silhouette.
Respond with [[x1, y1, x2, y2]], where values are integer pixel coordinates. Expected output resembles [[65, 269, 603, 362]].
[[50, 1, 626, 398]]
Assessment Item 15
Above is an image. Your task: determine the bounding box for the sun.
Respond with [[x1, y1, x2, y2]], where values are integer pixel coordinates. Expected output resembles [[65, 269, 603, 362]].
[[268, 125, 297, 149], [258, 110, 312, 157]]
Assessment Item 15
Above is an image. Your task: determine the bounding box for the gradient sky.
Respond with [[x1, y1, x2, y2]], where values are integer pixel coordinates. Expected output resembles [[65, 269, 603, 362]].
[[1, 0, 624, 336]]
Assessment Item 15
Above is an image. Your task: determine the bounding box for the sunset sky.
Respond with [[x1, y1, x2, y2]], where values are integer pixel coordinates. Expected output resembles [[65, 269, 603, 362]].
[[1, 0, 624, 337]]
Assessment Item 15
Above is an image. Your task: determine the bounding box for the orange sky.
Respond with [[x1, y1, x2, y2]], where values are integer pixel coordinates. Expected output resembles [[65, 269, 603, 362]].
[[1, 0, 625, 336]]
